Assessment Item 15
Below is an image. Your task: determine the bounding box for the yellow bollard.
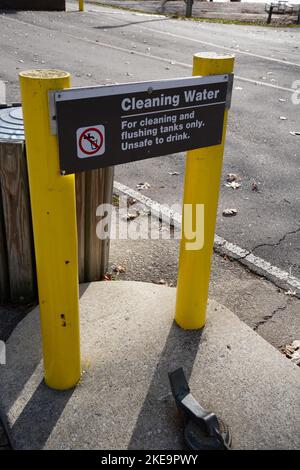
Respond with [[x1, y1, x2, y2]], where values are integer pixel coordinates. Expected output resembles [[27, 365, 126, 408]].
[[79, 0, 84, 11], [175, 53, 235, 330], [19, 70, 81, 390]]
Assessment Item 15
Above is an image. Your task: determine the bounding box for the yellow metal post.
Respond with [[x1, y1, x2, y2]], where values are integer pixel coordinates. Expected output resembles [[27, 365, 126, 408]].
[[19, 70, 81, 390], [175, 53, 235, 330], [79, 0, 84, 11]]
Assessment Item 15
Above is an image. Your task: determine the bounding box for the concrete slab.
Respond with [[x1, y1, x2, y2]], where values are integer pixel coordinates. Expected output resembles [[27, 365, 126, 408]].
[[0, 281, 299, 450]]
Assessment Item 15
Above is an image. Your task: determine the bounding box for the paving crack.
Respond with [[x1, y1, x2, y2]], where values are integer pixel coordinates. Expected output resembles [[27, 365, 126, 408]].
[[231, 226, 300, 263], [250, 226, 300, 255], [253, 303, 288, 331]]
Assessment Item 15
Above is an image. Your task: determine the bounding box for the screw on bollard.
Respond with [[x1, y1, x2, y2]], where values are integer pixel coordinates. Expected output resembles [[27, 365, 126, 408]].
[[185, 0, 194, 18]]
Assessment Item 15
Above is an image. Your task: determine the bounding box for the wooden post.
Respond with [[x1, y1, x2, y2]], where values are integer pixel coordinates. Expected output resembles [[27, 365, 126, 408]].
[[100, 166, 114, 275], [84, 169, 105, 281], [0, 112, 113, 305], [75, 167, 114, 283], [0, 189, 9, 303], [185, 0, 194, 18], [0, 141, 35, 303], [267, 5, 273, 24]]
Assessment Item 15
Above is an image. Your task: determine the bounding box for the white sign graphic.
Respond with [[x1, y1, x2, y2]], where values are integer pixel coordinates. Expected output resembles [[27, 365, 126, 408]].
[[76, 125, 105, 158]]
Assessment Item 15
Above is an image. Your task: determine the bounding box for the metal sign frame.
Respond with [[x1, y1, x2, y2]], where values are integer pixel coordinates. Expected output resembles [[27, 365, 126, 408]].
[[49, 74, 233, 174]]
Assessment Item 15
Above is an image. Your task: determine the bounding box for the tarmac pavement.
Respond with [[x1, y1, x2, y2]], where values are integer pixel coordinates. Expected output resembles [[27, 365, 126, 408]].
[[0, 2, 299, 278]]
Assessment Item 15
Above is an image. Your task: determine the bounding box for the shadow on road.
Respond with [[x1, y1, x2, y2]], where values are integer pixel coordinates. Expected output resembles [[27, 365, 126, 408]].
[[93, 16, 169, 30]]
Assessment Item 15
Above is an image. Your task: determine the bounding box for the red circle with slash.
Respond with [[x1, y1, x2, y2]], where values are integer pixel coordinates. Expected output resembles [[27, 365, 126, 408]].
[[79, 127, 104, 155]]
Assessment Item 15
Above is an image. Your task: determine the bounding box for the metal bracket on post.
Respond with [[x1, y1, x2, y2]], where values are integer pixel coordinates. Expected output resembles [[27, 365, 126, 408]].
[[225, 73, 234, 109], [48, 90, 58, 135]]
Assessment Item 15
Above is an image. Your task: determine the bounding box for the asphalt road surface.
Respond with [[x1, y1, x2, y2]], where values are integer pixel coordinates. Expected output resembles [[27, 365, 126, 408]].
[[0, 1, 299, 278]]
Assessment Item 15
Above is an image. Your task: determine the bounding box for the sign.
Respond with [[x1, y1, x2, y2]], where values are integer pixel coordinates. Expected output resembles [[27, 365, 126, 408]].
[[53, 75, 232, 175]]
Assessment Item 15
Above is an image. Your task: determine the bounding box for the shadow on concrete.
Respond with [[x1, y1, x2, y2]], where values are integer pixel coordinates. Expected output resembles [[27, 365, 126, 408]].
[[0, 282, 92, 449], [10, 380, 74, 449], [93, 16, 169, 30], [0, 9, 17, 14], [128, 321, 203, 449]]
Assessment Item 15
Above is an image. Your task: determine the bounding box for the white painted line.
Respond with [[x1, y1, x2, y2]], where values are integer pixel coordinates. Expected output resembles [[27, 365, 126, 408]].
[[114, 180, 300, 294], [138, 25, 300, 69], [0, 15, 294, 94], [56, 34, 296, 93], [84, 4, 300, 68]]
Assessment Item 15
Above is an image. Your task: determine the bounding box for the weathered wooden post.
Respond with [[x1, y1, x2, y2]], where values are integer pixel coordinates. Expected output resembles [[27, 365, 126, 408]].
[[0, 107, 35, 304], [0, 104, 113, 304]]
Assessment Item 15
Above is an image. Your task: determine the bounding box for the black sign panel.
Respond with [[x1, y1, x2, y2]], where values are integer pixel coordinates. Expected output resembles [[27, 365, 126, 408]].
[[54, 76, 230, 174]]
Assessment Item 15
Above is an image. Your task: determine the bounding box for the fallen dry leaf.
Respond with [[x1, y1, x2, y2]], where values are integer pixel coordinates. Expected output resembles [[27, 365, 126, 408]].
[[225, 181, 240, 190], [222, 208, 238, 217], [226, 173, 239, 182], [136, 182, 151, 190], [251, 181, 259, 192], [112, 193, 120, 207], [281, 340, 300, 366], [127, 196, 136, 207], [124, 211, 140, 221], [285, 290, 297, 297], [113, 265, 126, 274], [104, 273, 113, 281]]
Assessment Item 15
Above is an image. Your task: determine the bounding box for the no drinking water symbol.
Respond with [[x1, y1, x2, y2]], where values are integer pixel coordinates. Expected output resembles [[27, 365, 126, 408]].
[[76, 125, 105, 159]]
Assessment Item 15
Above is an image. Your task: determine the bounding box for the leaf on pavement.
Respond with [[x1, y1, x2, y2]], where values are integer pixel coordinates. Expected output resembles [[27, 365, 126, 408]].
[[136, 182, 151, 190], [281, 340, 300, 366], [285, 290, 297, 296], [127, 196, 137, 207], [124, 211, 140, 221], [222, 208, 238, 217], [225, 181, 240, 190], [226, 173, 239, 182], [113, 265, 126, 274]]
